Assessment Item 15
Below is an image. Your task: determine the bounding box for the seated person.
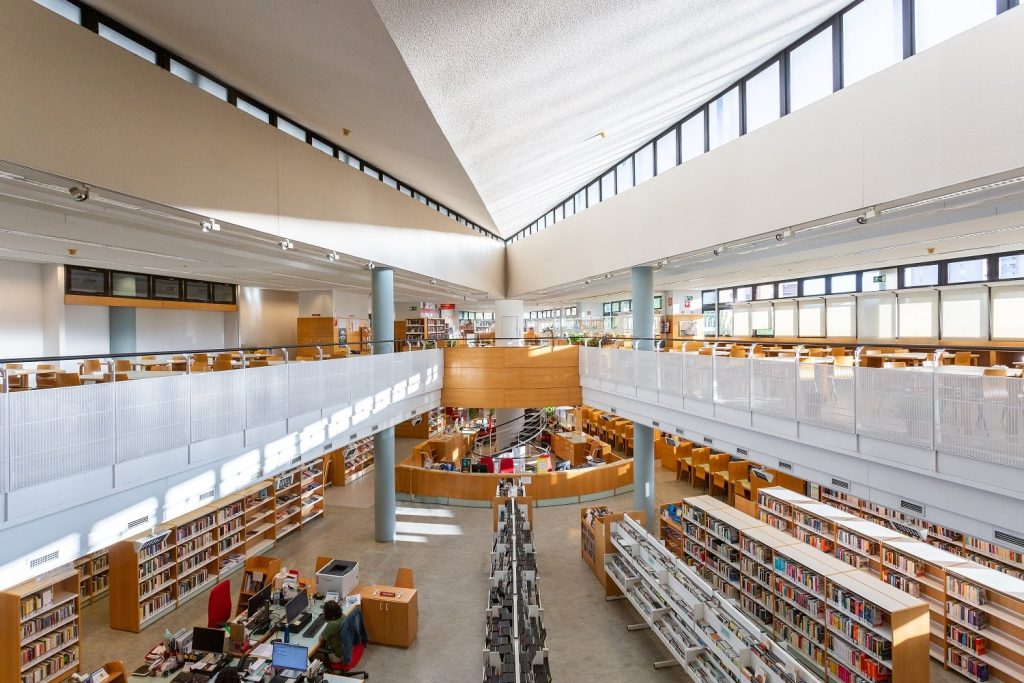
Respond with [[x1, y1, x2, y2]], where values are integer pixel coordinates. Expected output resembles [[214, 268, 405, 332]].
[[211, 669, 241, 683], [317, 599, 368, 670]]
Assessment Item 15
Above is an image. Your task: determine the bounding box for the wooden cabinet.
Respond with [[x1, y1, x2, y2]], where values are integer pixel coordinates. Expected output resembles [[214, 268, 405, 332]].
[[358, 585, 418, 647]]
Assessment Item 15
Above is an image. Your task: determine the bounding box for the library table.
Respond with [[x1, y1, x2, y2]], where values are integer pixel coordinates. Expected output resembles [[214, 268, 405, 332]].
[[908, 365, 1023, 377], [80, 370, 184, 382]]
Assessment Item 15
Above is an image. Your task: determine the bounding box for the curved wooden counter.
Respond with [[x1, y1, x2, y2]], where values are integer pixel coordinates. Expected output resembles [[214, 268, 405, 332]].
[[395, 442, 633, 507]]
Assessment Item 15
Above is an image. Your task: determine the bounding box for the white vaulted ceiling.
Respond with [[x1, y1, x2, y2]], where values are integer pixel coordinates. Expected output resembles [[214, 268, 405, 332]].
[[87, 0, 849, 236]]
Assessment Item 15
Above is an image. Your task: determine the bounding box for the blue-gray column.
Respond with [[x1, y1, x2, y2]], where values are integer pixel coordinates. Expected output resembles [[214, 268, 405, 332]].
[[631, 266, 657, 533], [371, 267, 396, 543], [109, 307, 137, 355]]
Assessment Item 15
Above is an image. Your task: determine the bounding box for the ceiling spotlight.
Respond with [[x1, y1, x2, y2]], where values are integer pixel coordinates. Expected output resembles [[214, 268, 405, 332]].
[[657, 259, 668, 268], [327, 251, 340, 262], [775, 228, 793, 241], [201, 219, 220, 233], [367, 261, 376, 270], [584, 278, 592, 285], [279, 239, 294, 251], [69, 186, 89, 202], [712, 244, 726, 256], [429, 278, 437, 285], [857, 207, 877, 225]]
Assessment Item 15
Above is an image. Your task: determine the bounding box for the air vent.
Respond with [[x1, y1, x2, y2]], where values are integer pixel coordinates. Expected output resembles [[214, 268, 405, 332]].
[[703, 436, 713, 444], [737, 448, 748, 456], [199, 489, 216, 501], [777, 461, 793, 471], [127, 515, 150, 530], [675, 429, 685, 437], [652, 420, 660, 428], [900, 499, 925, 515], [349, 433, 357, 440], [29, 551, 59, 568], [830, 478, 850, 490], [609, 408, 617, 414], [322, 442, 333, 452], [994, 529, 1024, 550]]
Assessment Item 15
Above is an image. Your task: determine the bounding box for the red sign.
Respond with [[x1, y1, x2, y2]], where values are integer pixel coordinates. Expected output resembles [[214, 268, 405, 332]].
[[440, 303, 456, 310]]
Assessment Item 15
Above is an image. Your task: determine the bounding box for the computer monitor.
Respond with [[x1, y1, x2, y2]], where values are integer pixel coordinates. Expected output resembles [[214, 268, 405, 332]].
[[271, 642, 308, 672], [751, 468, 774, 483], [191, 626, 225, 654], [247, 583, 273, 616], [285, 589, 309, 623]]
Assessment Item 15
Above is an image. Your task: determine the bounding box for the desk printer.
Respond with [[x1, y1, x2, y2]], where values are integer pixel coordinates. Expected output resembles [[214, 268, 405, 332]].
[[316, 559, 358, 597]]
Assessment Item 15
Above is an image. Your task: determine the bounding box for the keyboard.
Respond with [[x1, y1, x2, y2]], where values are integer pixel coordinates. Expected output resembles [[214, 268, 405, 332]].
[[303, 614, 327, 637], [291, 611, 313, 630]]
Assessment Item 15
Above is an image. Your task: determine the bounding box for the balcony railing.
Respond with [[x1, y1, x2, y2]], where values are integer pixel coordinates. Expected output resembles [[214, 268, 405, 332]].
[[580, 346, 1024, 469], [0, 345, 444, 494]]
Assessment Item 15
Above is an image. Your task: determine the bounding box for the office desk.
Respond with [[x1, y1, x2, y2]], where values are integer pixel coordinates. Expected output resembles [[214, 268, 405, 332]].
[[358, 585, 417, 647], [551, 432, 588, 466], [81, 370, 183, 382]]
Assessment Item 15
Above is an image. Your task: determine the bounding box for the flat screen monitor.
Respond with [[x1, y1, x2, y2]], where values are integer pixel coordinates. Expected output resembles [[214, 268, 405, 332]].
[[191, 626, 225, 654], [247, 583, 272, 616], [285, 589, 309, 623], [271, 642, 308, 671], [751, 468, 774, 483]]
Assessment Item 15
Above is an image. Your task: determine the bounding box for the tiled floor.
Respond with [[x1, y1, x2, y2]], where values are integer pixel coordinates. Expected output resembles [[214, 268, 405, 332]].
[[79, 446, 961, 682]]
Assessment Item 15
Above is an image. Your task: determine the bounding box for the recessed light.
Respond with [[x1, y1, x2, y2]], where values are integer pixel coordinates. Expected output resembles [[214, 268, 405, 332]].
[[279, 239, 294, 251]]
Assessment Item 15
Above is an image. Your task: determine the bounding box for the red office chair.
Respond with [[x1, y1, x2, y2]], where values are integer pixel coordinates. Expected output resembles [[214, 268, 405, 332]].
[[499, 457, 516, 474], [326, 643, 368, 678], [207, 579, 232, 629]]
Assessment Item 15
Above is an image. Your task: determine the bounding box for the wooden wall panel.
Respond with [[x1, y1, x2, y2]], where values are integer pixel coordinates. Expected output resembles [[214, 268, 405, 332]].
[[441, 346, 581, 408]]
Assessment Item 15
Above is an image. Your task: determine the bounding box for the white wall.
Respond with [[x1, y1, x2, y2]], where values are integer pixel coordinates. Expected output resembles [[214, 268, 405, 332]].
[[64, 306, 109, 356], [507, 8, 1024, 296], [0, 2, 505, 296], [298, 290, 333, 317], [239, 287, 299, 347], [135, 308, 225, 351], [0, 260, 44, 359]]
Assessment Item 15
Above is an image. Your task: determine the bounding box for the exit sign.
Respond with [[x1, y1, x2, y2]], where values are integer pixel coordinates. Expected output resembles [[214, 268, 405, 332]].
[[873, 275, 886, 283]]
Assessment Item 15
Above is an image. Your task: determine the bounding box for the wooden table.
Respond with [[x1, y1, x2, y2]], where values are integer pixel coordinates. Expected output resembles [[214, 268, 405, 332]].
[[81, 370, 183, 382], [909, 365, 1023, 377], [358, 584, 418, 647], [864, 352, 929, 366]]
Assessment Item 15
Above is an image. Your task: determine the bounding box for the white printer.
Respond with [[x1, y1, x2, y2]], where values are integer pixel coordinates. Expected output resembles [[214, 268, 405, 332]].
[[316, 559, 358, 597]]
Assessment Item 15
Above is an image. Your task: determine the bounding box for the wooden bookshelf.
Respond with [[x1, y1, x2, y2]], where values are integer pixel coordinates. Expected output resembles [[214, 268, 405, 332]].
[[1, 567, 81, 683], [580, 507, 643, 597], [790, 501, 859, 556], [108, 462, 331, 632], [241, 480, 277, 558], [299, 458, 327, 526], [396, 407, 445, 439], [945, 563, 1024, 682], [237, 556, 281, 615], [881, 538, 972, 664], [834, 518, 903, 574], [666, 495, 932, 682], [758, 486, 815, 535], [74, 550, 109, 607], [340, 436, 374, 485], [394, 318, 447, 351]]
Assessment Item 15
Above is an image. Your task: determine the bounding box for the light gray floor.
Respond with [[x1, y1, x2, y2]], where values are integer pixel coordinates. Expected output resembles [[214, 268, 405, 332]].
[[80, 442, 961, 682]]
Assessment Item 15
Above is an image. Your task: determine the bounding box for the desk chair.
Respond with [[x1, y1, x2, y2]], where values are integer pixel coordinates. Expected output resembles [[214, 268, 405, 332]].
[[4, 364, 27, 391], [722, 460, 750, 504], [36, 364, 58, 388], [190, 360, 209, 373], [114, 359, 132, 372], [207, 579, 232, 628], [248, 360, 269, 367], [883, 361, 907, 369], [675, 442, 695, 481], [395, 567, 415, 589], [955, 351, 973, 366], [698, 347, 714, 356], [688, 447, 710, 488], [706, 453, 731, 496], [170, 355, 188, 372], [729, 345, 747, 358], [80, 358, 102, 375], [212, 358, 233, 372], [55, 372, 81, 387]]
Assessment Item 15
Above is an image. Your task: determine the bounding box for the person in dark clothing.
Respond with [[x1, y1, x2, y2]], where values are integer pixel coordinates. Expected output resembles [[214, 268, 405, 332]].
[[211, 668, 241, 683], [318, 600, 346, 664]]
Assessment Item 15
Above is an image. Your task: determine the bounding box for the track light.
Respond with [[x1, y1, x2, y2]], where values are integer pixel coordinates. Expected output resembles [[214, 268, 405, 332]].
[[584, 278, 592, 285], [279, 239, 294, 251], [327, 251, 339, 262], [201, 219, 220, 233], [712, 244, 726, 256], [429, 278, 437, 285], [857, 207, 877, 225], [775, 228, 792, 241], [69, 186, 89, 202], [367, 261, 376, 270]]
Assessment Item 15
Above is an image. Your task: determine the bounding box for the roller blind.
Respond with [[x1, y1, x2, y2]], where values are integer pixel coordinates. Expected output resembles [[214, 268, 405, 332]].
[[751, 303, 773, 330], [858, 293, 896, 339], [798, 300, 825, 337], [992, 286, 1024, 339], [733, 306, 751, 336], [898, 290, 938, 338], [940, 287, 988, 339], [826, 297, 856, 337], [775, 301, 796, 336]]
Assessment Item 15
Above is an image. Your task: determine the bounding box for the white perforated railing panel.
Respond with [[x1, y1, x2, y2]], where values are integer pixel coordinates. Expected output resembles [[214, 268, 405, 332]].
[[855, 368, 933, 448], [613, 349, 637, 386], [750, 358, 797, 420], [684, 353, 714, 403], [288, 360, 323, 417], [322, 357, 351, 409], [714, 356, 750, 410], [0, 392, 7, 493], [657, 353, 682, 396], [9, 383, 115, 489], [190, 371, 245, 442], [116, 375, 189, 462], [636, 351, 657, 391], [936, 373, 1024, 467], [244, 365, 289, 428], [798, 363, 855, 432]]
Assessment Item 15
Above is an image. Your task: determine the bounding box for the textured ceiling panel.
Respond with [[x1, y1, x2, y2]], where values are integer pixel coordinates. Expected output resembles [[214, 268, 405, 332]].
[[373, 0, 849, 234], [87, 0, 498, 231]]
